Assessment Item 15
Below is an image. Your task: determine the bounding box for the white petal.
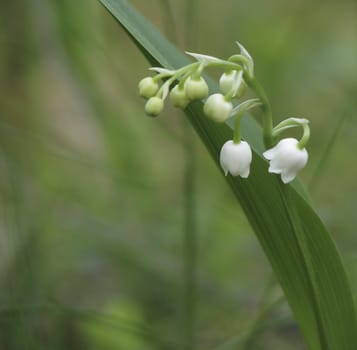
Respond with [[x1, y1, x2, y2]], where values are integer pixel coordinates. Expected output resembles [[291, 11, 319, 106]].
[[281, 170, 297, 184], [268, 164, 282, 174], [240, 167, 250, 178], [263, 148, 277, 160], [221, 161, 229, 176]]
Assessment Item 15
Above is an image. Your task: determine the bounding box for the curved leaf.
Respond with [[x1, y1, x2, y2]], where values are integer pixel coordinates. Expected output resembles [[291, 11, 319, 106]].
[[99, 1, 357, 349]]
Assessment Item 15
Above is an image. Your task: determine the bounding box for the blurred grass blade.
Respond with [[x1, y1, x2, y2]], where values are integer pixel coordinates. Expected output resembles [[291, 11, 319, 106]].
[[99, 1, 357, 349], [308, 110, 350, 192]]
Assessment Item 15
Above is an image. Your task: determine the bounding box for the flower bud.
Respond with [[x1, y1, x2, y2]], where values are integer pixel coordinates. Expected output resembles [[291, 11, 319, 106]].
[[219, 71, 247, 98], [138, 77, 159, 98], [145, 97, 164, 117], [169, 85, 190, 109], [185, 77, 209, 100], [203, 93, 233, 123], [263, 138, 308, 184], [220, 140, 252, 178], [219, 71, 235, 95]]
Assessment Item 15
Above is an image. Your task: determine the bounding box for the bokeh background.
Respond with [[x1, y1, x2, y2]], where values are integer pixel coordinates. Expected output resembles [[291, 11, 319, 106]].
[[0, 1, 356, 349]]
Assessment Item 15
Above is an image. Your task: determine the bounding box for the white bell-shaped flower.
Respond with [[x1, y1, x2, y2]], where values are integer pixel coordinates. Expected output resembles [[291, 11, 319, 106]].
[[263, 138, 308, 184], [220, 140, 252, 178], [203, 93, 233, 123]]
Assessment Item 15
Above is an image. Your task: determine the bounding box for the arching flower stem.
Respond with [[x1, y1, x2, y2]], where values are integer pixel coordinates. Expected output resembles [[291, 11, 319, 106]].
[[299, 122, 310, 149], [272, 117, 310, 150]]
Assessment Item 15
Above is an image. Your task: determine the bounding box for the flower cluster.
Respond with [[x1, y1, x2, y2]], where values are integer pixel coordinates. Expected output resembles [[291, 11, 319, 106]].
[[138, 42, 310, 184]]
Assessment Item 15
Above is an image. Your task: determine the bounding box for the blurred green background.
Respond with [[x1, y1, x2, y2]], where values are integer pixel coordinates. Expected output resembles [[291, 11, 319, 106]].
[[0, 1, 356, 349]]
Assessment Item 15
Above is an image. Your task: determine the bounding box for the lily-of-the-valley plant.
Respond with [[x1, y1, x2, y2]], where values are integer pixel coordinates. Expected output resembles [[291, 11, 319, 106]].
[[138, 42, 310, 184]]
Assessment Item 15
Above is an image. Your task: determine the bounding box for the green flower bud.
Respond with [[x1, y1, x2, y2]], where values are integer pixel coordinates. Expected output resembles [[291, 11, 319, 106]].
[[169, 85, 190, 109], [185, 77, 209, 100], [219, 71, 247, 98], [145, 97, 164, 117], [203, 93, 233, 123], [219, 71, 235, 95], [138, 77, 159, 98]]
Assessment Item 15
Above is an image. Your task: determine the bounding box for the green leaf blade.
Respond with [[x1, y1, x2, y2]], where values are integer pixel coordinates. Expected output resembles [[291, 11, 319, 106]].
[[99, 1, 357, 349]]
